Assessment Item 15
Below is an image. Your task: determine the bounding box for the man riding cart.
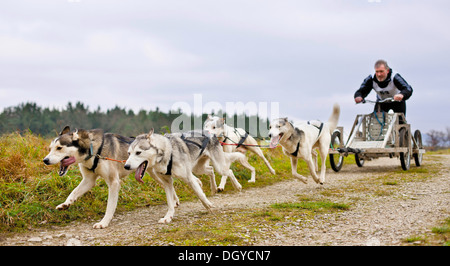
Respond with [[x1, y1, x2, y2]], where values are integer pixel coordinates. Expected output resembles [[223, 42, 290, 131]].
[[354, 59, 413, 120]]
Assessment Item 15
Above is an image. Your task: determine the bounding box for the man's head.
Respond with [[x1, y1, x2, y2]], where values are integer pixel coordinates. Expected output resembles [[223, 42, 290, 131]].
[[374, 59, 390, 82]]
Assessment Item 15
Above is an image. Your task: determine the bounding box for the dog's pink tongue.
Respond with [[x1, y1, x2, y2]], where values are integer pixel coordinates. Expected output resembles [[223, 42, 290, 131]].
[[270, 135, 280, 149], [61, 156, 76, 167], [134, 164, 144, 184]]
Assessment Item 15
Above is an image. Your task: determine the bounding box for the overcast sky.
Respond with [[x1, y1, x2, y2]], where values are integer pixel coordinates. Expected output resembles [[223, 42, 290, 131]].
[[1, 0, 449, 134]]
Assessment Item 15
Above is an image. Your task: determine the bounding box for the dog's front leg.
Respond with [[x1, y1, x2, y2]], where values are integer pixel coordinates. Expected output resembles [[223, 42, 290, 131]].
[[158, 176, 177, 224], [151, 169, 180, 208], [56, 169, 97, 210], [93, 177, 120, 229], [290, 157, 307, 184]]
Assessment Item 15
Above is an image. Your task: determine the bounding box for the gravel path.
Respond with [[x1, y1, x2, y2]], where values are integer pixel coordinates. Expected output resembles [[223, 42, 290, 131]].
[[2, 154, 449, 246]]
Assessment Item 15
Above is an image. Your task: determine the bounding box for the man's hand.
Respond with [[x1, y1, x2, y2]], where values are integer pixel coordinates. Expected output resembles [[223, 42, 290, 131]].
[[393, 94, 404, 101], [355, 97, 364, 103]]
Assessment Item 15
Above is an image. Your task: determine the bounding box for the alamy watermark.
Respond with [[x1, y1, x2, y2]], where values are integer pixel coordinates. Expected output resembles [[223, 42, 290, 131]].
[[170, 94, 280, 137]]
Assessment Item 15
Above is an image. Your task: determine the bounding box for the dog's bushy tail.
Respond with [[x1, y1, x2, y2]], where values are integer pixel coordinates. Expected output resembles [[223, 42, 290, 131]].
[[327, 103, 340, 134]]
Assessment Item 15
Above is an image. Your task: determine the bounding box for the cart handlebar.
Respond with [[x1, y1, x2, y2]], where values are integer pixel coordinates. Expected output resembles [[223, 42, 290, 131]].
[[360, 97, 399, 104]]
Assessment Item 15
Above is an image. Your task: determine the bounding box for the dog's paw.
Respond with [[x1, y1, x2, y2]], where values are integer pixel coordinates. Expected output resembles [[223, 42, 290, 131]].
[[270, 169, 276, 175], [296, 175, 308, 184], [93, 222, 108, 229], [248, 179, 256, 183], [56, 203, 70, 210], [217, 187, 224, 193], [158, 216, 172, 224]]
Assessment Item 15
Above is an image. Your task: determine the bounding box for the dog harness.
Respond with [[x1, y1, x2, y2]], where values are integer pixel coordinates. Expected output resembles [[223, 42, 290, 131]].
[[180, 133, 210, 158], [87, 134, 105, 173], [161, 133, 210, 176], [164, 154, 173, 176], [221, 128, 249, 148], [291, 142, 300, 157], [307, 121, 324, 139]]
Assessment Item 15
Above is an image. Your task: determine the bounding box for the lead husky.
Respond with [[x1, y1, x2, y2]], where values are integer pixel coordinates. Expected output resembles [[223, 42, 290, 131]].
[[43, 126, 138, 229], [268, 104, 340, 185], [204, 115, 276, 191], [124, 129, 244, 223]]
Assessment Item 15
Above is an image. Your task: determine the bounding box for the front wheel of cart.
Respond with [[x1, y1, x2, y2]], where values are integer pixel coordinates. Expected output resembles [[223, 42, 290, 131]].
[[329, 131, 344, 172]]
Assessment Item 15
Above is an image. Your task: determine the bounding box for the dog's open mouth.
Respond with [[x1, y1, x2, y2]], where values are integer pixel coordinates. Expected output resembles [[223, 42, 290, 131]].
[[135, 161, 148, 184], [270, 133, 283, 148], [59, 156, 76, 176]]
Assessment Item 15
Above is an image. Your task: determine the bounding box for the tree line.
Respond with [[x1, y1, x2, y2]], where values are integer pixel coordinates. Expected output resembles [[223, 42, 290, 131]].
[[1, 102, 448, 150], [426, 128, 450, 151], [0, 102, 270, 139]]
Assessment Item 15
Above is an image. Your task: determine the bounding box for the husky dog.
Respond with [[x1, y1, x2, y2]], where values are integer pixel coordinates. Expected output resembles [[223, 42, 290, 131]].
[[124, 129, 243, 223], [204, 115, 276, 191], [43, 126, 137, 229], [268, 104, 340, 185]]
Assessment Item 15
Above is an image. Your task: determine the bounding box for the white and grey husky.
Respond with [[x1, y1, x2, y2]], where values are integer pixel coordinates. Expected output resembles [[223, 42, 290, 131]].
[[43, 126, 138, 229], [124, 129, 244, 223], [204, 115, 276, 191], [268, 104, 340, 185]]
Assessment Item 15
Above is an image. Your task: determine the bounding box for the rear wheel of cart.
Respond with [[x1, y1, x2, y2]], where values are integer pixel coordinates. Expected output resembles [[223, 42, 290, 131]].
[[329, 131, 344, 172], [399, 128, 411, 170], [413, 130, 423, 166], [355, 153, 364, 167]]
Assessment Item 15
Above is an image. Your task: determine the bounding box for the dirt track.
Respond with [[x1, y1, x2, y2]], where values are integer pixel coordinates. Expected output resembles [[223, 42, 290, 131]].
[[2, 155, 449, 246]]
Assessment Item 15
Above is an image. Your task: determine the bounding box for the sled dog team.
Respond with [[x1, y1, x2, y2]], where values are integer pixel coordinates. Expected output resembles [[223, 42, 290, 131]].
[[43, 104, 340, 228]]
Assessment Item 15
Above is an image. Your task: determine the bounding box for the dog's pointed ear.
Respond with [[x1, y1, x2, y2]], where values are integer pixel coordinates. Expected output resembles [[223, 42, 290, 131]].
[[72, 129, 79, 141], [60, 126, 70, 136], [283, 117, 289, 122], [146, 128, 154, 139], [207, 114, 212, 120]]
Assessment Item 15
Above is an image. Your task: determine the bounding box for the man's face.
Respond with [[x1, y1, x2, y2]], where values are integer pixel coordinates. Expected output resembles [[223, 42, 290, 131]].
[[375, 65, 389, 82]]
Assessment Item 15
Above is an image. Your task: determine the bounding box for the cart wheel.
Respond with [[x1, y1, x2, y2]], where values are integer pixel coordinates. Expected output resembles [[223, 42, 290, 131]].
[[413, 130, 423, 166], [399, 128, 411, 170], [355, 153, 364, 167], [329, 131, 344, 172]]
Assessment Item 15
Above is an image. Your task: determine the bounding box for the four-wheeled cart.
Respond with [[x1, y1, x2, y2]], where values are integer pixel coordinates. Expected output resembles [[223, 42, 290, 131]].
[[328, 98, 426, 172]]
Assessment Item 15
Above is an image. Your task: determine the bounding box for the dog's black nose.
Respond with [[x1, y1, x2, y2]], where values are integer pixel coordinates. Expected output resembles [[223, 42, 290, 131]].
[[124, 164, 131, 170], [268, 133, 272, 138], [43, 158, 50, 165]]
